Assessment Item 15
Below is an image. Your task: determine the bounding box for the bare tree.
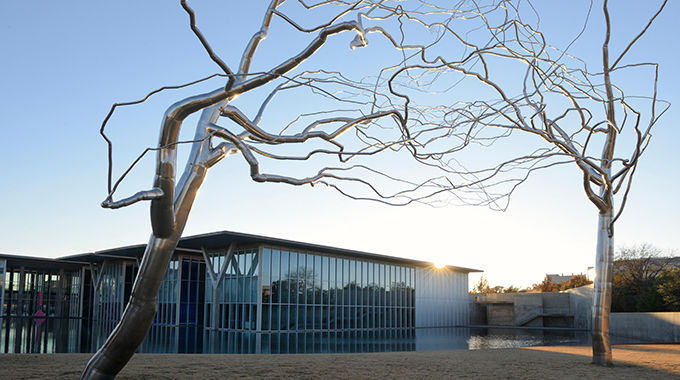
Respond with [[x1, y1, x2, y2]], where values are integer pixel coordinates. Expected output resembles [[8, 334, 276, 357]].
[[616, 244, 672, 287], [378, 0, 669, 366], [612, 243, 673, 311], [81, 0, 669, 377]]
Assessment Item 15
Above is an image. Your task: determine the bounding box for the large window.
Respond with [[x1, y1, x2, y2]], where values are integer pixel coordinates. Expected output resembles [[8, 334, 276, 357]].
[[1, 265, 82, 319], [91, 262, 126, 323], [155, 256, 206, 326], [63, 269, 83, 318], [203, 246, 417, 333], [179, 257, 205, 325], [260, 247, 415, 332], [156, 258, 179, 325], [205, 249, 258, 331]]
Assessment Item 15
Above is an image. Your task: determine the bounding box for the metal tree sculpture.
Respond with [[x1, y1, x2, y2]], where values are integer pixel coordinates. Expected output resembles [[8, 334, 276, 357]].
[[374, 0, 668, 365], [82, 0, 495, 378], [81, 0, 667, 378]]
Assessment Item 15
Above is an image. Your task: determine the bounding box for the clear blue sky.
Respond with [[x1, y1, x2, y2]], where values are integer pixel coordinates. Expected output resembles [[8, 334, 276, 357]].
[[1, 1, 678, 289]]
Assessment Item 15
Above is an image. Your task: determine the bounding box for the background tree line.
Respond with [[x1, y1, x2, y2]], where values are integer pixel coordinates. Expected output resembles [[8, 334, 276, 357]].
[[471, 274, 593, 294], [471, 243, 680, 312], [611, 244, 680, 312]]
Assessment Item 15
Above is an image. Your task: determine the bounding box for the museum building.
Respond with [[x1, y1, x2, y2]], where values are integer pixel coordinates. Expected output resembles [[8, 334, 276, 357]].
[[1, 230, 480, 345]]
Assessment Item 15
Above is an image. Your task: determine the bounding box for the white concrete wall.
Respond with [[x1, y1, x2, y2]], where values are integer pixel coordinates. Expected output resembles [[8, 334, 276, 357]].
[[610, 312, 680, 343], [566, 285, 680, 342], [415, 267, 469, 327], [566, 284, 593, 330]]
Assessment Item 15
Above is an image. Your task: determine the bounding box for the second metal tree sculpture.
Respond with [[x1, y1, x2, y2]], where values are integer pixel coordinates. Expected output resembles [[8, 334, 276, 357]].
[[381, 0, 669, 366]]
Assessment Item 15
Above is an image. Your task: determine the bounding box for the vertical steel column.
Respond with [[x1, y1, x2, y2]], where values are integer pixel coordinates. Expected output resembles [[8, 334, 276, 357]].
[[120, 265, 126, 320], [89, 261, 108, 321], [256, 246, 263, 332], [78, 267, 85, 319], [202, 243, 236, 330], [175, 257, 182, 327], [56, 269, 65, 317], [17, 266, 24, 317], [16, 266, 25, 352], [0, 260, 5, 318]]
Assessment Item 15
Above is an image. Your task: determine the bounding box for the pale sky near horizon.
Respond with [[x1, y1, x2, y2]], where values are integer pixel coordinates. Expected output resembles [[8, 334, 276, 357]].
[[1, 1, 678, 290]]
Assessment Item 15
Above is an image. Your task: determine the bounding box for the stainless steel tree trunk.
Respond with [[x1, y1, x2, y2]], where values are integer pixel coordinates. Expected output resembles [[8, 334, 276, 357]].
[[79, 235, 182, 379], [80, 107, 220, 379], [591, 209, 614, 366]]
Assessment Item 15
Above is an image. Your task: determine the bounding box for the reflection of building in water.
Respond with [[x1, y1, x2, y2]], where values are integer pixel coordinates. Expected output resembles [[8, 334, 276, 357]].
[[1, 231, 480, 353]]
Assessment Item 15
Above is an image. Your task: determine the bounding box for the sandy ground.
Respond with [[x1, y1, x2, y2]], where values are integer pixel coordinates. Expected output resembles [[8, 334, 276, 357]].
[[1, 344, 678, 380]]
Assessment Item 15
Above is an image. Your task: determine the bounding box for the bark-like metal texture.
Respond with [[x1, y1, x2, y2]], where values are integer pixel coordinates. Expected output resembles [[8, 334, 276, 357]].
[[592, 210, 614, 365], [81, 105, 223, 379]]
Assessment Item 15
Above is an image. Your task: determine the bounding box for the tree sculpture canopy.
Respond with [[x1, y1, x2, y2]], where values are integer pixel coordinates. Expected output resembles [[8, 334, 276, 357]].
[[83, 1, 669, 378]]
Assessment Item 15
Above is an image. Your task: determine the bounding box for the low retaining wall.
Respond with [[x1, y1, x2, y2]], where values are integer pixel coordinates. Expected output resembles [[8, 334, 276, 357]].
[[471, 292, 572, 327], [610, 312, 680, 343], [472, 286, 680, 343]]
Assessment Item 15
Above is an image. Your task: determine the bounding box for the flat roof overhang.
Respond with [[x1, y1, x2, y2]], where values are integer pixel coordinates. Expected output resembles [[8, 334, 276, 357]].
[[0, 252, 89, 271], [31, 230, 482, 273]]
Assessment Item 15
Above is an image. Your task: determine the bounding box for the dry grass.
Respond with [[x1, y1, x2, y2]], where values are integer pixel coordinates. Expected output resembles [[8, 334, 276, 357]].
[[1, 344, 678, 380]]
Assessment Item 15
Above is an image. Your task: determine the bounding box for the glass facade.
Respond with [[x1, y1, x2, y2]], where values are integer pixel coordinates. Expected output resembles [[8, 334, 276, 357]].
[[1, 261, 84, 354], [156, 258, 179, 325], [0, 233, 474, 353], [178, 256, 205, 326], [205, 248, 259, 330], [2, 265, 82, 319], [82, 261, 131, 349], [91, 262, 126, 322], [155, 256, 206, 326], [1, 316, 86, 354], [205, 246, 416, 332]]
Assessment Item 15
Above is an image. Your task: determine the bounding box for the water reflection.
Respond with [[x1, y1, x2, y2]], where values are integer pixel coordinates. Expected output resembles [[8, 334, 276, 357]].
[[203, 329, 418, 354], [467, 328, 591, 349], [1, 318, 84, 354], [3, 317, 634, 355]]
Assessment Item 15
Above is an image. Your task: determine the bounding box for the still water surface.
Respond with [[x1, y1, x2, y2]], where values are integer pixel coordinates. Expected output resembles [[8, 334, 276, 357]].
[[1, 317, 637, 355]]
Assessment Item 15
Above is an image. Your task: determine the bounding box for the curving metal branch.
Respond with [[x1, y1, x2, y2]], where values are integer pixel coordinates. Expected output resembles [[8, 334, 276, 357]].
[[181, 0, 235, 89], [84, 2, 428, 379], [83, 1, 670, 378]]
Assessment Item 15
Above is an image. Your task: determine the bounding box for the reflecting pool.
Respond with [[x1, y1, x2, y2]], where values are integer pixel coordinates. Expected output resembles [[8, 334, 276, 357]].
[[1, 317, 640, 355]]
